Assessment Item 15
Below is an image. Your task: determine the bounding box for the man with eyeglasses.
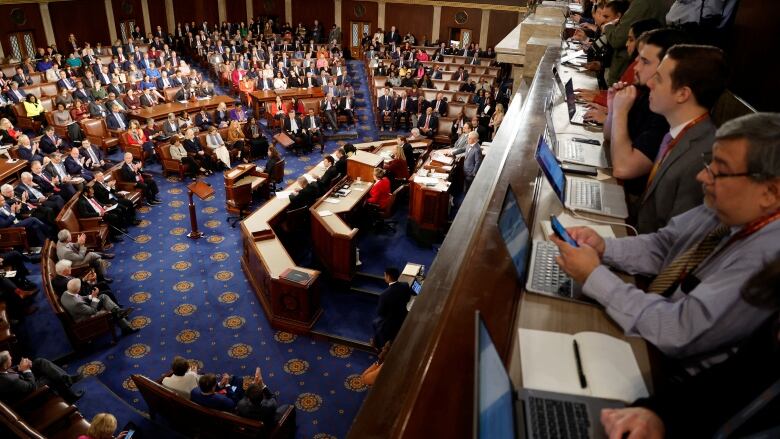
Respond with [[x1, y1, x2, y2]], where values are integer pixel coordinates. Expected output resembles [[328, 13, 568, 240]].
[[635, 44, 727, 233], [550, 112, 780, 370]]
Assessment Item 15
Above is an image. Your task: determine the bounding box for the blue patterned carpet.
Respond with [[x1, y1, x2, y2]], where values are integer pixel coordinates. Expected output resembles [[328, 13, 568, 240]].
[[14, 60, 438, 439]]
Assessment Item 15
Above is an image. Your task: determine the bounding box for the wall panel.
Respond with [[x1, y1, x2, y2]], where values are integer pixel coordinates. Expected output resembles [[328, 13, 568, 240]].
[[0, 3, 46, 59], [50, 0, 110, 51], [147, 0, 168, 33], [172, 0, 219, 26], [439, 6, 482, 46], [291, 0, 334, 35], [486, 10, 519, 49], [253, 0, 286, 22], [112, 0, 144, 41], [226, 0, 247, 24], [385, 4, 433, 43]]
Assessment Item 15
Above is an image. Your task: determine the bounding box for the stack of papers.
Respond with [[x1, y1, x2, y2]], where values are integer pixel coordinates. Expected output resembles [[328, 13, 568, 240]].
[[275, 190, 292, 198], [323, 198, 340, 204], [414, 176, 439, 186], [318, 210, 333, 217], [303, 174, 316, 183]]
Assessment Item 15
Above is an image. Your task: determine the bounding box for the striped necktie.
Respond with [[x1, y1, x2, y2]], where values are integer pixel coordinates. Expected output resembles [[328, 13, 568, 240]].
[[647, 224, 731, 295]]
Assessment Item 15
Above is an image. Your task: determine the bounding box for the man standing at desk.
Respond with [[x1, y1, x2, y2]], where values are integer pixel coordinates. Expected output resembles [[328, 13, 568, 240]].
[[372, 267, 412, 350], [551, 113, 780, 367], [463, 131, 482, 193]]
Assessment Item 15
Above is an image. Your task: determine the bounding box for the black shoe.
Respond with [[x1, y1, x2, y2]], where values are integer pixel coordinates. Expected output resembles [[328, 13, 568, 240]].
[[69, 372, 84, 385], [116, 307, 134, 319], [102, 277, 114, 284], [101, 253, 115, 259], [121, 327, 140, 336]]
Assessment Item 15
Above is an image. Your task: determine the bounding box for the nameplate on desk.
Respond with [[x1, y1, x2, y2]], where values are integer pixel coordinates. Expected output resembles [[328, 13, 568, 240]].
[[252, 229, 275, 241], [280, 268, 311, 285]]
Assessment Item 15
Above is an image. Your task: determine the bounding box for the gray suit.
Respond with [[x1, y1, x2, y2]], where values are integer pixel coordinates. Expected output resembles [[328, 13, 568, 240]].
[[636, 118, 715, 234], [56, 241, 105, 278], [60, 291, 117, 322], [451, 133, 469, 156]]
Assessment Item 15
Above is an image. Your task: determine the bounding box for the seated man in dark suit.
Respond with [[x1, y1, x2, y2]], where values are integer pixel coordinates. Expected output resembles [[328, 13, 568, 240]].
[[105, 104, 129, 130], [30, 160, 74, 201], [236, 367, 286, 426], [11, 67, 33, 87], [417, 107, 438, 138], [121, 152, 160, 205], [5, 82, 27, 103], [283, 110, 308, 156], [302, 109, 323, 154], [16, 171, 64, 213], [316, 155, 340, 194], [45, 153, 82, 196], [0, 350, 83, 403], [64, 145, 95, 181], [190, 373, 246, 412], [333, 147, 348, 177], [15, 135, 44, 163], [92, 171, 140, 226], [52, 259, 118, 304], [80, 139, 113, 171], [39, 126, 67, 154], [288, 176, 318, 210], [429, 92, 448, 117], [0, 193, 49, 246], [372, 267, 412, 349], [77, 185, 129, 240]]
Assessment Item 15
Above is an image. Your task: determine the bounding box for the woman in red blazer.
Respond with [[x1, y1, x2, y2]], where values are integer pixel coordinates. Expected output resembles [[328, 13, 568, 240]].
[[383, 145, 410, 180], [367, 168, 392, 211]]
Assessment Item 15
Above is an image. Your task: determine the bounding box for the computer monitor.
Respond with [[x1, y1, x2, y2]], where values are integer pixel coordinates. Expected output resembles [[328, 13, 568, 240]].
[[473, 311, 517, 439], [498, 186, 530, 284], [552, 66, 566, 99], [411, 278, 423, 295], [535, 135, 566, 203]]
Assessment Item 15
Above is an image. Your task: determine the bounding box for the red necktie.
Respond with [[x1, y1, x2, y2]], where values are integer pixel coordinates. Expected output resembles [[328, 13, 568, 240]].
[[89, 198, 105, 215], [424, 116, 430, 130]]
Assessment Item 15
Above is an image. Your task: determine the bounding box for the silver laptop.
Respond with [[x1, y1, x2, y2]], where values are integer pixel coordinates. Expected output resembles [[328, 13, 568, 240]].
[[546, 109, 609, 168], [474, 312, 624, 439], [536, 135, 628, 219], [497, 186, 586, 302], [564, 78, 598, 126]]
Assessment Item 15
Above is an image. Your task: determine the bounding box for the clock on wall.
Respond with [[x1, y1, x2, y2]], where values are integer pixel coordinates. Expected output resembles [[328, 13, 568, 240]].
[[455, 11, 468, 25], [10, 8, 27, 26]]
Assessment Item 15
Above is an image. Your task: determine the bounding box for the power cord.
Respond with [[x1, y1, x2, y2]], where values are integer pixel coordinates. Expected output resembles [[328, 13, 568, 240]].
[[569, 209, 638, 236]]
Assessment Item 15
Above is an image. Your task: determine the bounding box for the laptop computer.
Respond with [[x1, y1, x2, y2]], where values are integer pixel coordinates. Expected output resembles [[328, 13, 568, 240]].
[[497, 186, 584, 302], [473, 311, 624, 439], [545, 109, 609, 169], [536, 135, 628, 219]]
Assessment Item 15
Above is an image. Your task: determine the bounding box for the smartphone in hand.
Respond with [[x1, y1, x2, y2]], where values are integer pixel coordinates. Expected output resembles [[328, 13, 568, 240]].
[[550, 215, 579, 247]]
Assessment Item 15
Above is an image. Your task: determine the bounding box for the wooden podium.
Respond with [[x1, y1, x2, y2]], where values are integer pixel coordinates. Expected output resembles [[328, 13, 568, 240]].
[[186, 180, 215, 239]]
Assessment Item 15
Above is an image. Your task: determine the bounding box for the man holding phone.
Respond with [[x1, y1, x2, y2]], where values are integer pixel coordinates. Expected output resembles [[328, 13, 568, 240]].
[[191, 368, 264, 412]]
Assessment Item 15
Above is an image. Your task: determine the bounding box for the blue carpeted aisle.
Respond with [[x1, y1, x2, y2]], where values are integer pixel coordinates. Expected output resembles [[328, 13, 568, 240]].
[[14, 60, 438, 439]]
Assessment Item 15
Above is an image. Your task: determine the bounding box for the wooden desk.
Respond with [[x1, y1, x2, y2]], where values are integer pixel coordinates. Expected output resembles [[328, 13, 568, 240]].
[[348, 46, 655, 438], [0, 159, 27, 185], [346, 150, 383, 182], [249, 87, 324, 119], [408, 151, 455, 241], [223, 163, 268, 213], [127, 96, 235, 122], [310, 177, 373, 280], [239, 154, 334, 333]]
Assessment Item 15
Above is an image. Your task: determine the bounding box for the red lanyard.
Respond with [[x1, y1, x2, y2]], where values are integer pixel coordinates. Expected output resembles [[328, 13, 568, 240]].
[[645, 113, 709, 190], [726, 209, 780, 247]]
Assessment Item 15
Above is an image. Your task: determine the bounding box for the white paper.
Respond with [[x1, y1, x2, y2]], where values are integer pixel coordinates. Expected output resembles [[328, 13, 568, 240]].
[[323, 197, 340, 204], [402, 264, 421, 277], [519, 328, 649, 402], [275, 190, 292, 198], [540, 214, 616, 240], [303, 174, 316, 183], [4, 270, 16, 278], [318, 210, 333, 217], [104, 204, 119, 212], [352, 187, 365, 192]]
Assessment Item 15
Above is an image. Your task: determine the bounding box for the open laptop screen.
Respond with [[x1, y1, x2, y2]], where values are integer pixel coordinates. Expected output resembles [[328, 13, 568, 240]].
[[411, 278, 423, 295], [552, 66, 566, 99], [564, 78, 576, 119], [474, 312, 517, 439], [535, 135, 566, 203], [498, 186, 530, 284]]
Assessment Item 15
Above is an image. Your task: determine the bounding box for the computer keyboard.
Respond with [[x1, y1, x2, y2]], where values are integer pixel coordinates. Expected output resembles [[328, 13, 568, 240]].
[[571, 179, 602, 211], [562, 141, 584, 162], [571, 107, 586, 124], [528, 396, 590, 439], [530, 242, 573, 297]]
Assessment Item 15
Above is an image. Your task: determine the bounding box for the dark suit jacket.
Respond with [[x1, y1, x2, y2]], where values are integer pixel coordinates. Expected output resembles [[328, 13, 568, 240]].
[[0, 369, 38, 402], [32, 171, 57, 193], [378, 95, 394, 112], [319, 165, 340, 190], [93, 181, 118, 205], [283, 116, 304, 133], [333, 157, 347, 177], [76, 196, 103, 219], [636, 118, 716, 234], [57, 78, 76, 90], [373, 282, 412, 348], [107, 84, 124, 96], [139, 94, 157, 108], [39, 134, 61, 154], [429, 99, 448, 116], [417, 114, 439, 131], [106, 112, 128, 130], [72, 88, 92, 102], [288, 184, 318, 210], [6, 89, 26, 103]]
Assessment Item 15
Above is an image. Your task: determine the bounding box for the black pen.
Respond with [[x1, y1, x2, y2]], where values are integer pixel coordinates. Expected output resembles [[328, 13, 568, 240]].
[[573, 340, 588, 389]]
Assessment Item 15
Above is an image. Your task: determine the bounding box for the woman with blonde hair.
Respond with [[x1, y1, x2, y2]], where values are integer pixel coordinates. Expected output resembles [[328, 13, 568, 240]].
[[384, 144, 409, 181], [0, 118, 19, 145], [215, 102, 230, 127], [205, 125, 231, 169], [78, 413, 128, 439], [182, 128, 215, 174], [169, 135, 201, 180], [489, 103, 505, 140], [227, 120, 249, 163]]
